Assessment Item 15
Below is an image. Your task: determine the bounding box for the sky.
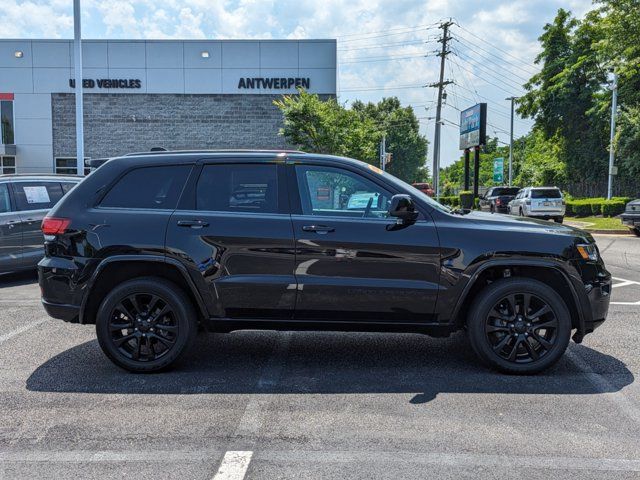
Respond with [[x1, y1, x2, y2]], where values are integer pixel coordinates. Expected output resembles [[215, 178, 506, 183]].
[[0, 0, 593, 169]]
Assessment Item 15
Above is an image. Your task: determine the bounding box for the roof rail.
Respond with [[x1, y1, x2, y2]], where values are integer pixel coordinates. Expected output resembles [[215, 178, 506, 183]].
[[122, 149, 307, 156]]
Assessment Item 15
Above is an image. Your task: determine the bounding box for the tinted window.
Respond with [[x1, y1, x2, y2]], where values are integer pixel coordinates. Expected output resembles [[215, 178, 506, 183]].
[[0, 184, 10, 213], [296, 165, 391, 218], [61, 182, 77, 194], [492, 187, 520, 196], [13, 182, 63, 211], [531, 189, 562, 199], [196, 164, 278, 213], [100, 165, 191, 209]]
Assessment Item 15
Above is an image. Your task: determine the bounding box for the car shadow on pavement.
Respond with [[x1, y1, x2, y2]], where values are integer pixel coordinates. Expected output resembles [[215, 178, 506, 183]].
[[25, 330, 634, 404]]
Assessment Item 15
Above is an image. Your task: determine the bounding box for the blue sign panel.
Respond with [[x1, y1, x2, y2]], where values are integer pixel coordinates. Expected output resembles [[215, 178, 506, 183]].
[[459, 103, 487, 150]]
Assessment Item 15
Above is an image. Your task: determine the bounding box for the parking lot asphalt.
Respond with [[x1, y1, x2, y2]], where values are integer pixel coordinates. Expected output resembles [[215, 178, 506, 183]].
[[0, 234, 639, 479]]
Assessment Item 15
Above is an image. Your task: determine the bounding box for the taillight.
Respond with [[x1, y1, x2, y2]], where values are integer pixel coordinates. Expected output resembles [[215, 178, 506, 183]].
[[496, 199, 502, 205], [41, 217, 71, 235]]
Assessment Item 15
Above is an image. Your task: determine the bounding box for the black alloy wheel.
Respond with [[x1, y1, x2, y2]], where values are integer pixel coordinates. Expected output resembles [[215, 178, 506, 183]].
[[96, 277, 197, 373], [484, 293, 558, 364], [109, 293, 178, 362], [467, 278, 571, 374]]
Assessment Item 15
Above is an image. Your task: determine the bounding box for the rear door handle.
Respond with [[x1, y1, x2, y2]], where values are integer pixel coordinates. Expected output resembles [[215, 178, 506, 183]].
[[302, 225, 335, 234], [177, 219, 209, 229]]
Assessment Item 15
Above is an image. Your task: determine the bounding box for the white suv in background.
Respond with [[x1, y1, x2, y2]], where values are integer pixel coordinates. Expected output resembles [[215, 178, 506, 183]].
[[508, 187, 566, 223]]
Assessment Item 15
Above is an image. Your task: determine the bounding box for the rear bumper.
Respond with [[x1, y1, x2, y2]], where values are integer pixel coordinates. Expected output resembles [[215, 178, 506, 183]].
[[41, 299, 80, 323], [621, 213, 640, 228]]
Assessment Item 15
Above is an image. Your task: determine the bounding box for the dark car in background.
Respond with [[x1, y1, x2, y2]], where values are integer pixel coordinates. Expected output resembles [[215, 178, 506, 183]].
[[412, 182, 434, 197], [1, 174, 80, 274], [621, 199, 640, 236], [38, 150, 610, 375], [479, 186, 521, 214]]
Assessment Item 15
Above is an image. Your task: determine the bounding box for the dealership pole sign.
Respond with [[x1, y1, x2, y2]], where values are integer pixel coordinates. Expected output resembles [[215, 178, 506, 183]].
[[459, 103, 487, 150]]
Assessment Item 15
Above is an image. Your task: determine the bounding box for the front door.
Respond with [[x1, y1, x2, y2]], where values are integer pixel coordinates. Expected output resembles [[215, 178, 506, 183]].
[[166, 161, 296, 320], [289, 163, 441, 324], [0, 183, 21, 273]]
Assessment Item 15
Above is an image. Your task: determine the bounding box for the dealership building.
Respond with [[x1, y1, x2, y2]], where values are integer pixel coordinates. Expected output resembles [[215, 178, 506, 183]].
[[0, 39, 336, 174]]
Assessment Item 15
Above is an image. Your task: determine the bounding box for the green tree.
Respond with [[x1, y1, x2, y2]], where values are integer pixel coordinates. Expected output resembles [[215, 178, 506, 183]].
[[275, 91, 429, 183]]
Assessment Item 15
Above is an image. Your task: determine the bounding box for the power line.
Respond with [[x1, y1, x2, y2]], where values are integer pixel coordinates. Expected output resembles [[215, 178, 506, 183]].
[[452, 23, 539, 75], [338, 25, 439, 42], [338, 39, 435, 52], [340, 53, 433, 65], [452, 39, 533, 83], [449, 56, 525, 95], [341, 84, 426, 92]]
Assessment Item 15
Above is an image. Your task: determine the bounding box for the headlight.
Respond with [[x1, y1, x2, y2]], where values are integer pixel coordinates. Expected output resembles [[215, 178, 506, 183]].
[[576, 243, 598, 261]]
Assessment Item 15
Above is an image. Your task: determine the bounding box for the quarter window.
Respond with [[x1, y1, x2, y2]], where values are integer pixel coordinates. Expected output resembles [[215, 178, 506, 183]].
[[196, 164, 278, 213], [13, 182, 63, 211], [100, 165, 191, 209], [1, 156, 15, 174], [295, 165, 391, 218]]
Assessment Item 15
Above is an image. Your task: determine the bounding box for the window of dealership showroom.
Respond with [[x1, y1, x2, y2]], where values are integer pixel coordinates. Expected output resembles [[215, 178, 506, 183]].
[[0, 39, 336, 174]]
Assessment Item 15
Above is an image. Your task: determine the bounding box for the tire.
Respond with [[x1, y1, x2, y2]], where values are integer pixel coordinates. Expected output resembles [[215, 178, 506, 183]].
[[490, 205, 495, 214], [519, 208, 524, 217], [554, 217, 564, 224], [467, 278, 571, 374], [96, 277, 197, 373], [633, 227, 640, 237]]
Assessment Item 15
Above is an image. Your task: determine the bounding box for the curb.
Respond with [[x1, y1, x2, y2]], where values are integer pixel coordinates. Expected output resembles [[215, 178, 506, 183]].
[[583, 229, 632, 235]]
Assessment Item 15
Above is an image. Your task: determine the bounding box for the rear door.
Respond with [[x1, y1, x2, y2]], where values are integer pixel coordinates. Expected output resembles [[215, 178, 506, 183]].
[[0, 182, 22, 273], [11, 181, 64, 269], [530, 188, 563, 215], [166, 160, 296, 320]]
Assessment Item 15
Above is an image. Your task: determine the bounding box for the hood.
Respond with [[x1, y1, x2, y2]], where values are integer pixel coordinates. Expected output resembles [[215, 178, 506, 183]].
[[462, 210, 593, 241]]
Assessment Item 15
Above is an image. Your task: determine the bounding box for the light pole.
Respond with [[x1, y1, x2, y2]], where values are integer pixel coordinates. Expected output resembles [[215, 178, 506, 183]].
[[73, 0, 84, 176], [607, 72, 618, 200], [505, 96, 519, 186]]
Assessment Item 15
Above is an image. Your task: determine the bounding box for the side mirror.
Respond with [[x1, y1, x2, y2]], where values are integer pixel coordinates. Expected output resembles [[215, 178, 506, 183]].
[[388, 194, 419, 225]]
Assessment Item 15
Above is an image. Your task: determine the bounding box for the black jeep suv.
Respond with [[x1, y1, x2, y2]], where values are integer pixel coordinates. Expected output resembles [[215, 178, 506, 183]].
[[38, 150, 611, 374]]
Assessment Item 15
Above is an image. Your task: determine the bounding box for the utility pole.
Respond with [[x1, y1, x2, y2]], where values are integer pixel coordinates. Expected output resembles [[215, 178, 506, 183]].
[[73, 0, 84, 176], [428, 20, 453, 200], [505, 96, 518, 186], [607, 72, 618, 200], [380, 135, 386, 171]]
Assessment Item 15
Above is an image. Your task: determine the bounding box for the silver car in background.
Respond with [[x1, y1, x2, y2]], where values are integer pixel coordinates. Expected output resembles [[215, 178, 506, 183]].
[[508, 186, 566, 223]]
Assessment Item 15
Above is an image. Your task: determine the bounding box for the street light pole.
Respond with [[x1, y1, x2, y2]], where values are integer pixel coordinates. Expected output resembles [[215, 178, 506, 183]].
[[607, 72, 618, 200], [505, 96, 518, 186], [73, 0, 84, 176]]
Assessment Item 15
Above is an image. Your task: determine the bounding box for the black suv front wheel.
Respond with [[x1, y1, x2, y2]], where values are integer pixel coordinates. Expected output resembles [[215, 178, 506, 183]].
[[96, 277, 197, 373], [467, 278, 571, 374]]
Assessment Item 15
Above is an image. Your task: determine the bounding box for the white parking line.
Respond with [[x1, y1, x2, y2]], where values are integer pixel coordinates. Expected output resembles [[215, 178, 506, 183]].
[[212, 451, 253, 480], [610, 276, 640, 305], [0, 319, 47, 345]]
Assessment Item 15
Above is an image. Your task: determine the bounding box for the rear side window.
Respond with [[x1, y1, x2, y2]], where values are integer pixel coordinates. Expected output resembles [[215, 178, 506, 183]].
[[531, 189, 561, 199], [13, 182, 63, 211], [0, 184, 10, 213], [196, 164, 278, 213], [100, 165, 191, 209]]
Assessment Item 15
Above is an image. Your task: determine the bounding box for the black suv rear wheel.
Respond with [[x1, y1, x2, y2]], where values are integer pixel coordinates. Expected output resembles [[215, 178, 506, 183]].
[[96, 277, 197, 373], [467, 278, 571, 374]]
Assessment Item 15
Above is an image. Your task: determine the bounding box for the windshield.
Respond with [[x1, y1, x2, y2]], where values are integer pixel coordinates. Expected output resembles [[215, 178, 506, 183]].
[[492, 187, 520, 196], [531, 188, 562, 199]]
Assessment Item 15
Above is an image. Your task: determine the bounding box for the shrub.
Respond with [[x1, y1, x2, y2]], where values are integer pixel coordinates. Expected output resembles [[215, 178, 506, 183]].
[[602, 200, 626, 217], [590, 200, 604, 216], [572, 200, 593, 217]]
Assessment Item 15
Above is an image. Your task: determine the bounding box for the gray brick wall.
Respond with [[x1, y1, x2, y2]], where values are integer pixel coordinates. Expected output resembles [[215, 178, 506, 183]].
[[52, 93, 296, 159]]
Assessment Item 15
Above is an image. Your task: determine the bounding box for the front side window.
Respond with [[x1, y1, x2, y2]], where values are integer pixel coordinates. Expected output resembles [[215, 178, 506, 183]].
[[100, 165, 191, 209], [13, 182, 63, 211], [0, 184, 11, 213], [1, 156, 15, 174], [296, 165, 391, 218], [196, 164, 278, 213], [1, 100, 14, 145]]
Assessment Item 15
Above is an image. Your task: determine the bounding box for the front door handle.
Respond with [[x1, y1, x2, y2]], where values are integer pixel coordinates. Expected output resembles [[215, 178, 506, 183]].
[[302, 225, 335, 234], [177, 219, 209, 229]]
